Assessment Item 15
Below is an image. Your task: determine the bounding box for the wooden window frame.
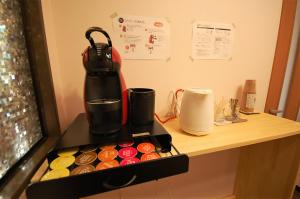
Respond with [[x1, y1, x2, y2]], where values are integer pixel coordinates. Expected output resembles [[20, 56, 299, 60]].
[[283, 35, 300, 120], [264, 0, 297, 114], [0, 0, 61, 198]]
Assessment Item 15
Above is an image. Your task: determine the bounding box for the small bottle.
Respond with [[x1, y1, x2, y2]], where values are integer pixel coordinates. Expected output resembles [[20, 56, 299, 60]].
[[240, 80, 256, 113]]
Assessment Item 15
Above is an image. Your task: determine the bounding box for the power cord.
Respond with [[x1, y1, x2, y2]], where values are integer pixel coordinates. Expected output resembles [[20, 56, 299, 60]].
[[154, 89, 183, 124]]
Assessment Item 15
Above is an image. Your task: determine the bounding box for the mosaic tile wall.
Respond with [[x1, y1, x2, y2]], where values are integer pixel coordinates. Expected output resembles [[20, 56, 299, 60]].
[[0, 0, 43, 179]]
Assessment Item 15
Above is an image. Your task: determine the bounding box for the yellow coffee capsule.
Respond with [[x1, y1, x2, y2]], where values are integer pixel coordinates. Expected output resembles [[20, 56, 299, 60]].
[[57, 147, 79, 157], [41, 168, 70, 181], [50, 156, 75, 169]]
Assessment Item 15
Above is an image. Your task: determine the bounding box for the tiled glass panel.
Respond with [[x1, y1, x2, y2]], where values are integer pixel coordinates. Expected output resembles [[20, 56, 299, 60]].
[[0, 0, 43, 179]]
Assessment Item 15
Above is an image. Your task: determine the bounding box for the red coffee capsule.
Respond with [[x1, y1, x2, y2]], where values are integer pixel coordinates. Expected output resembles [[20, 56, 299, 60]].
[[137, 142, 155, 154], [118, 147, 137, 159], [120, 157, 140, 166], [118, 141, 134, 147]]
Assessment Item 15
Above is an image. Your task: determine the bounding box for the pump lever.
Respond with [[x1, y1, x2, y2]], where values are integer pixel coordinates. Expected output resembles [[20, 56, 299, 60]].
[[85, 27, 112, 49]]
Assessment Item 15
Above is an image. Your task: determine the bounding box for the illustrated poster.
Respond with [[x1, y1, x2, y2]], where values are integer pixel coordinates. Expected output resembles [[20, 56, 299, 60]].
[[192, 22, 234, 60], [112, 14, 170, 60]]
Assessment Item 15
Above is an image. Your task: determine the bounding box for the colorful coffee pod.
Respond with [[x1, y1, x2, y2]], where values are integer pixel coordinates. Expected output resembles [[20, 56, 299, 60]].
[[57, 147, 79, 157], [100, 144, 116, 150], [75, 152, 97, 165], [50, 156, 75, 170], [120, 157, 140, 166], [137, 142, 155, 154], [71, 165, 95, 175], [118, 147, 137, 159], [96, 160, 120, 171], [41, 168, 70, 181], [80, 145, 97, 153], [141, 153, 160, 161], [118, 141, 134, 147], [98, 149, 118, 161]]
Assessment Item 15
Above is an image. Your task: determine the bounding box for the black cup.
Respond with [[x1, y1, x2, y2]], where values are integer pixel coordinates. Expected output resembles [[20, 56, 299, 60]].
[[128, 88, 155, 126], [86, 99, 122, 135]]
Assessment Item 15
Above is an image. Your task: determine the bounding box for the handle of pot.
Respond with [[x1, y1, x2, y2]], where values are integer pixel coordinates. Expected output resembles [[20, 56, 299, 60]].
[[85, 27, 112, 49], [175, 89, 184, 116], [175, 89, 184, 99]]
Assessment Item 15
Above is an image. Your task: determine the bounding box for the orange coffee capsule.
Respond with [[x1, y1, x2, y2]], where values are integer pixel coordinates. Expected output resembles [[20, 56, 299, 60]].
[[100, 144, 116, 151], [75, 152, 97, 165], [141, 153, 160, 161], [98, 149, 118, 161], [96, 160, 120, 171], [137, 142, 155, 154], [71, 165, 95, 175]]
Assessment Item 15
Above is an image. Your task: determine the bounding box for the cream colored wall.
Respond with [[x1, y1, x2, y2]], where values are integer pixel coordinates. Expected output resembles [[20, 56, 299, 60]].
[[42, 0, 282, 131], [41, 0, 282, 198]]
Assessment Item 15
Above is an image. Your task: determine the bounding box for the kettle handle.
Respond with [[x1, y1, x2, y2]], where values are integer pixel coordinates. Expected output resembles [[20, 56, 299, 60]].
[[85, 27, 112, 49]]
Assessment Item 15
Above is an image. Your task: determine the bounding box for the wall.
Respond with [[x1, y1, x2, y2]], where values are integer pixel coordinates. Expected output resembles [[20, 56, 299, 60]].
[[41, 0, 282, 198], [42, 0, 282, 131]]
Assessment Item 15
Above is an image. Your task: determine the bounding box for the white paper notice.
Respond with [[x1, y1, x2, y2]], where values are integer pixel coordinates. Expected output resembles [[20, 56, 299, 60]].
[[192, 22, 234, 60], [112, 15, 170, 60]]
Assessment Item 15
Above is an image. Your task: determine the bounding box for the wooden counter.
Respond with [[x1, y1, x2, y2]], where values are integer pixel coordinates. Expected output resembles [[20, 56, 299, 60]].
[[163, 113, 300, 157], [163, 113, 300, 199]]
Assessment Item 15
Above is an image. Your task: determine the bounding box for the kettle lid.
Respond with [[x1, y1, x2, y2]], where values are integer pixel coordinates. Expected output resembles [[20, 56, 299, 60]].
[[185, 88, 213, 95]]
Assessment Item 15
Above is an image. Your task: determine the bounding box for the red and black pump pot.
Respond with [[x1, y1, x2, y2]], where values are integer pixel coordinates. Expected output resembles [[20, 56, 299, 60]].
[[82, 27, 128, 135]]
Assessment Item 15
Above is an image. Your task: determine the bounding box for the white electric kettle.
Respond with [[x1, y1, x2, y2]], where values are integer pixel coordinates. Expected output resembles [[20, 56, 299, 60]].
[[179, 88, 214, 136]]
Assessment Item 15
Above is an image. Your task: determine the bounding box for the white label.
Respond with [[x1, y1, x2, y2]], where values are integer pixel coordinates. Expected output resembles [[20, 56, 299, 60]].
[[112, 15, 170, 60], [246, 93, 256, 109], [192, 22, 234, 60]]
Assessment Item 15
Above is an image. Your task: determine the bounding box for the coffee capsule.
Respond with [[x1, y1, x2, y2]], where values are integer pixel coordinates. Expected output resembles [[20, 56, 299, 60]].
[[100, 144, 117, 150], [120, 157, 140, 166], [50, 156, 75, 170], [96, 160, 120, 170], [80, 145, 97, 153], [41, 168, 69, 181], [137, 142, 155, 154], [98, 149, 118, 161], [118, 141, 134, 147], [75, 152, 97, 165], [118, 147, 137, 159], [141, 153, 160, 161], [71, 165, 95, 175], [57, 147, 79, 157]]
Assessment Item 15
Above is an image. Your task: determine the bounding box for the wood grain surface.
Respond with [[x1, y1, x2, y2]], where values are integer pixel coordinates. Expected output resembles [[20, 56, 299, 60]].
[[163, 113, 300, 157]]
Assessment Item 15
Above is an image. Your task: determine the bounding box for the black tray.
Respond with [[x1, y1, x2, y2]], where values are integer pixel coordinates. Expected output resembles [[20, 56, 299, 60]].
[[26, 114, 189, 199]]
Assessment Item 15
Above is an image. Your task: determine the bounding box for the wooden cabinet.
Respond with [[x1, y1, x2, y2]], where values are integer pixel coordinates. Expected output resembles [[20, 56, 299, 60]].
[[163, 113, 300, 199]]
